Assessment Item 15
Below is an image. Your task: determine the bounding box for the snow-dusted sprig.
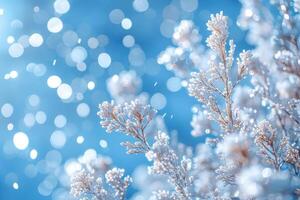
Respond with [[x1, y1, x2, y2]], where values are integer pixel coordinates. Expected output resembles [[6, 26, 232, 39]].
[[98, 99, 156, 153], [239, 0, 300, 85], [105, 168, 132, 200], [70, 170, 111, 200], [206, 12, 228, 56], [146, 131, 193, 199], [255, 120, 285, 170], [255, 120, 300, 175], [99, 100, 193, 199], [188, 12, 253, 133], [70, 168, 132, 200]]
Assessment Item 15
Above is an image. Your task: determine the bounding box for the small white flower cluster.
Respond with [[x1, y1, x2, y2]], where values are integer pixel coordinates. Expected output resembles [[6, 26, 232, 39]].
[[106, 70, 142, 103], [68, 150, 132, 200]]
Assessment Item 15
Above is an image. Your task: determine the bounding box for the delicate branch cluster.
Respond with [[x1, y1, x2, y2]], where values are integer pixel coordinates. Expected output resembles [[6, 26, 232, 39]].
[[70, 8, 300, 200], [105, 168, 132, 200], [146, 131, 192, 199], [98, 99, 156, 153], [70, 168, 131, 200], [98, 100, 192, 199], [206, 12, 228, 55], [70, 170, 95, 198], [188, 12, 252, 133], [255, 120, 300, 174]]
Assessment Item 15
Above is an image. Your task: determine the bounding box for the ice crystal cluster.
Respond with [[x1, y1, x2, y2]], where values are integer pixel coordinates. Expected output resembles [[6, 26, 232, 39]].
[[70, 1, 300, 200]]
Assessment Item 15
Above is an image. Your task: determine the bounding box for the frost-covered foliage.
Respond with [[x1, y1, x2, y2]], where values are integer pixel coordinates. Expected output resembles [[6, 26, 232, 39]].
[[157, 20, 208, 79], [68, 150, 132, 200], [70, 167, 131, 200], [70, 4, 300, 200]]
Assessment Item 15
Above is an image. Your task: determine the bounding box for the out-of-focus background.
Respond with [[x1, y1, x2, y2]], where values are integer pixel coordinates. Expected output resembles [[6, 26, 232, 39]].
[[0, 0, 250, 199]]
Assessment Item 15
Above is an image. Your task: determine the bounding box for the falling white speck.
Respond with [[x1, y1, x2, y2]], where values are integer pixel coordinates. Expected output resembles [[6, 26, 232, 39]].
[[13, 132, 29, 150], [54, 115, 67, 128], [54, 0, 70, 14], [12, 182, 19, 190], [29, 33, 43, 47], [47, 75, 62, 88], [9, 43, 24, 58], [71, 46, 87, 63], [47, 17, 63, 33], [121, 18, 132, 30], [122, 35, 135, 48], [57, 83, 72, 99], [9, 71, 18, 79], [99, 140, 108, 148], [30, 149, 38, 160], [76, 103, 90, 118], [28, 94, 40, 107], [87, 81, 95, 90], [88, 37, 99, 49], [133, 0, 149, 12], [35, 111, 47, 124], [98, 53, 111, 68], [50, 130, 66, 149], [7, 123, 14, 131], [150, 93, 167, 110], [7, 36, 15, 44], [167, 77, 182, 92], [24, 113, 35, 127], [1, 103, 14, 118], [33, 6, 39, 12], [109, 9, 124, 24], [76, 136, 84, 144]]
